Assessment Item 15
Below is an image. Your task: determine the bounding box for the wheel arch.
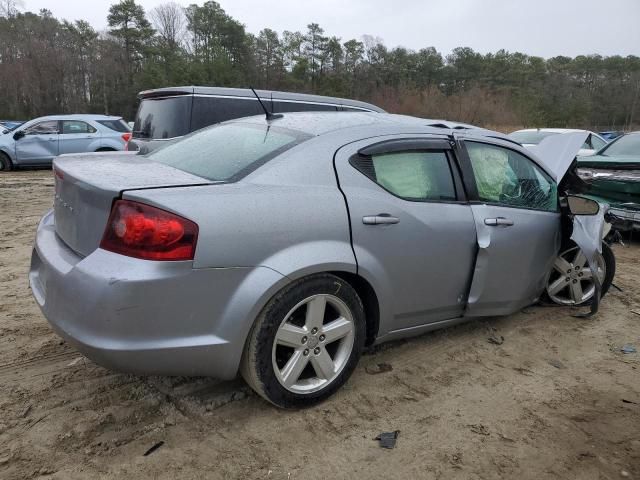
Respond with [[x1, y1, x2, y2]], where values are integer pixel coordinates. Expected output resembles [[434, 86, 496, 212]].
[[329, 271, 380, 346], [0, 147, 14, 161]]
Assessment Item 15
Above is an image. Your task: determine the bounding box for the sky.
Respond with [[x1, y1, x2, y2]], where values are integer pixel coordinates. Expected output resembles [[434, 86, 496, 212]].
[[22, 0, 640, 58]]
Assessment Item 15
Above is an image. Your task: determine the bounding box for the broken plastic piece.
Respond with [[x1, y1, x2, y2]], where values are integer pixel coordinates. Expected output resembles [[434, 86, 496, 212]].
[[143, 441, 164, 456], [375, 430, 400, 449], [621, 344, 637, 354]]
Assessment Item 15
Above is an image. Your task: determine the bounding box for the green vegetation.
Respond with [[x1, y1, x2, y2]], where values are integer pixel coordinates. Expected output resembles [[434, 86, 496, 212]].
[[0, 0, 638, 129]]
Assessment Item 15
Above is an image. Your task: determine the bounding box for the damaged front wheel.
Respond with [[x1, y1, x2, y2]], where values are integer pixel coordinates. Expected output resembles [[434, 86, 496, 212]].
[[545, 243, 615, 306]]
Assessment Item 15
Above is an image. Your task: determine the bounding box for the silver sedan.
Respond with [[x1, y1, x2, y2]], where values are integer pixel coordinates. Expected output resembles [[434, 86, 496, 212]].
[[30, 112, 615, 407]]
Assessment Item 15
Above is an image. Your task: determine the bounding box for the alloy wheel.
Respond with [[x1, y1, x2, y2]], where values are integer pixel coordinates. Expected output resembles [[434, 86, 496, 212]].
[[546, 246, 606, 305], [271, 294, 355, 394]]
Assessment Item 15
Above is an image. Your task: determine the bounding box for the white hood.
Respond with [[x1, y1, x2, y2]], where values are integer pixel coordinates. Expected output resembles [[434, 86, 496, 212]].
[[528, 131, 589, 182]]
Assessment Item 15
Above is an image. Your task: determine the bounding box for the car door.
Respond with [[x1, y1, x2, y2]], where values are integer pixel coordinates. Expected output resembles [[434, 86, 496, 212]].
[[458, 137, 561, 317], [335, 136, 477, 335], [15, 120, 60, 164], [59, 120, 99, 155]]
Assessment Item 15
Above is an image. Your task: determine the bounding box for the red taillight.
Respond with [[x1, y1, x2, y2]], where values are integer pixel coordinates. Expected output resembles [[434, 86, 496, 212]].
[[122, 132, 132, 151], [100, 200, 198, 261]]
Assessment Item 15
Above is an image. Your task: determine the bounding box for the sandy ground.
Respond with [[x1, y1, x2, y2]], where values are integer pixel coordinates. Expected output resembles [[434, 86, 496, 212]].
[[0, 170, 639, 480]]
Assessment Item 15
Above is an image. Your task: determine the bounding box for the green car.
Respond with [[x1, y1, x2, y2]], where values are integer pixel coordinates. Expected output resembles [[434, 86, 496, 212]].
[[577, 132, 640, 230]]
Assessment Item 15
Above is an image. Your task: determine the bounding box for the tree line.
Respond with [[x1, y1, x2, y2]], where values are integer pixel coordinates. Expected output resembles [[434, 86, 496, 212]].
[[1, 0, 639, 130]]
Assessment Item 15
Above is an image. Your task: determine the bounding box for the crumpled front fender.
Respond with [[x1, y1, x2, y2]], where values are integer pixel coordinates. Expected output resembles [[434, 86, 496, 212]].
[[570, 204, 608, 317]]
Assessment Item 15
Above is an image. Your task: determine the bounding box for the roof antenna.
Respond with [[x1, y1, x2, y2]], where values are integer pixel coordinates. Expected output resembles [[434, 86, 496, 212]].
[[250, 87, 283, 121]]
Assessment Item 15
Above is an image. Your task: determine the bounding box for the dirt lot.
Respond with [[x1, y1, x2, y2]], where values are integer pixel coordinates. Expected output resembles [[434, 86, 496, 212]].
[[0, 170, 638, 479]]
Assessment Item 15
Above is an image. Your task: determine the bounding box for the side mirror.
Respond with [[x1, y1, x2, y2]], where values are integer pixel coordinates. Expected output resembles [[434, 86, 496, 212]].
[[13, 130, 25, 141], [567, 195, 599, 215]]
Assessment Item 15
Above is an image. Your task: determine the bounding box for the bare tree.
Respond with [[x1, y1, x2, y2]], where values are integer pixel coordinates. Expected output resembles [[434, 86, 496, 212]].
[[0, 0, 24, 17], [150, 2, 185, 50]]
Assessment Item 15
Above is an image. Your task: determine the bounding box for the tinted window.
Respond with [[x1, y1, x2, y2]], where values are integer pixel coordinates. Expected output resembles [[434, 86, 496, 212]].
[[342, 106, 369, 112], [133, 96, 191, 140], [147, 123, 311, 181], [273, 101, 338, 113], [97, 119, 130, 133], [466, 142, 557, 211], [62, 120, 96, 134], [24, 120, 59, 135], [352, 151, 456, 201], [190, 97, 262, 132]]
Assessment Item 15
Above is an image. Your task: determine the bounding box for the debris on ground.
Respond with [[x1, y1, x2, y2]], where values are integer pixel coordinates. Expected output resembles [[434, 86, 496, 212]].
[[143, 441, 165, 456], [621, 344, 637, 354], [365, 362, 393, 375], [548, 359, 566, 369], [631, 310, 640, 316], [374, 431, 400, 449], [467, 424, 490, 436], [621, 399, 637, 405], [20, 404, 32, 418], [485, 324, 504, 345], [67, 356, 84, 367]]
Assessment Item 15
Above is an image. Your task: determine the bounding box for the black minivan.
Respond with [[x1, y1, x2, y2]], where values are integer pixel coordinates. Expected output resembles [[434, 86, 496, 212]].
[[130, 86, 385, 152]]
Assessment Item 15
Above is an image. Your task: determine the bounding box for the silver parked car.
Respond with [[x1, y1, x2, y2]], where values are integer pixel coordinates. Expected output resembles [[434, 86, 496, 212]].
[[509, 128, 608, 156], [30, 112, 615, 408], [0, 114, 131, 171]]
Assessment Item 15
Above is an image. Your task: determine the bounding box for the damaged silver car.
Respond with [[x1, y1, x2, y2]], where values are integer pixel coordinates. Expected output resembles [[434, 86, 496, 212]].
[[29, 113, 615, 408]]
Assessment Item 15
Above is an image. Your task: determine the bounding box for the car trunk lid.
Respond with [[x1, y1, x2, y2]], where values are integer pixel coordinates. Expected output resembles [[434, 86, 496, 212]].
[[53, 152, 213, 257]]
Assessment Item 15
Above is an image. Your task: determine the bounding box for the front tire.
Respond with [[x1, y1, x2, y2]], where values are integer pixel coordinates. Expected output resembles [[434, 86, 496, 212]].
[[0, 152, 13, 172], [241, 274, 366, 408], [546, 242, 615, 306]]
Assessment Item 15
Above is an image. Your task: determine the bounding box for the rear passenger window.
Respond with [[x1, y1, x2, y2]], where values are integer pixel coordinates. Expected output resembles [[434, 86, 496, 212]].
[[352, 151, 456, 201], [191, 97, 262, 132], [62, 120, 96, 134]]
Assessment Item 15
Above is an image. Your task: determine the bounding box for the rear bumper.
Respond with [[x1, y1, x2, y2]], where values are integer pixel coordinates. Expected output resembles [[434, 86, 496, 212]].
[[29, 210, 286, 379]]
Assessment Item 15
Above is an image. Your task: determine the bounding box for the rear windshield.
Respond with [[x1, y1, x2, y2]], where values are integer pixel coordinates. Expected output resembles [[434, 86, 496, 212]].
[[133, 96, 191, 140], [147, 122, 311, 181], [508, 131, 558, 145], [97, 119, 130, 133], [598, 134, 640, 156]]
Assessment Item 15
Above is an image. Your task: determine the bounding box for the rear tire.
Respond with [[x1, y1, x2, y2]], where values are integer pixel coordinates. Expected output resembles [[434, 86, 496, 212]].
[[241, 274, 366, 408], [0, 152, 13, 172]]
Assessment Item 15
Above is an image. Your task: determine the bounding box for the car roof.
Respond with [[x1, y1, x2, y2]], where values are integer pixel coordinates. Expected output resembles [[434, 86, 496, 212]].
[[137, 86, 386, 113], [513, 128, 593, 134], [232, 111, 513, 142], [28, 114, 122, 122]]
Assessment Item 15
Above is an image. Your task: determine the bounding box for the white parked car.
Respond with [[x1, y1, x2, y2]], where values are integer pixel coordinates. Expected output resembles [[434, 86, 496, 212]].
[[509, 129, 607, 156]]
